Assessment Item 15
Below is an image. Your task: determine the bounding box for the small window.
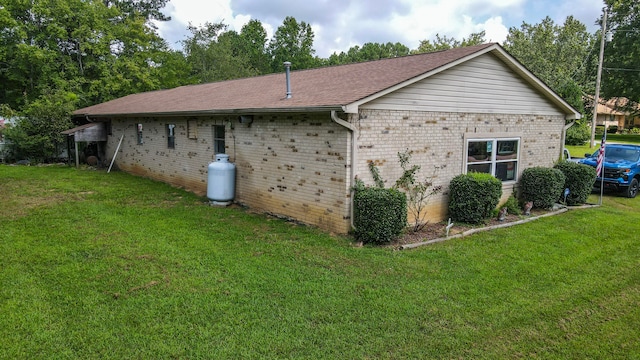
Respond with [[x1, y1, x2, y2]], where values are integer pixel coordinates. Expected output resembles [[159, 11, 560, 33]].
[[466, 138, 519, 181], [167, 124, 176, 149], [213, 125, 225, 154]]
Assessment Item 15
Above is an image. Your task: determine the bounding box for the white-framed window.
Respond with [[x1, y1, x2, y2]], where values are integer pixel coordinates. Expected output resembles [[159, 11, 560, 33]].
[[466, 138, 519, 182]]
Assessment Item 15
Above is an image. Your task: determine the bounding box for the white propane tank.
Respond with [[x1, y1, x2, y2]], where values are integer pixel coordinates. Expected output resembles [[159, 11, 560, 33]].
[[207, 154, 236, 205]]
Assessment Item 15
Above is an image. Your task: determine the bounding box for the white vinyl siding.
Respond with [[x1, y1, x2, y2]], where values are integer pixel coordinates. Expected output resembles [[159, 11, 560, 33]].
[[361, 54, 564, 116]]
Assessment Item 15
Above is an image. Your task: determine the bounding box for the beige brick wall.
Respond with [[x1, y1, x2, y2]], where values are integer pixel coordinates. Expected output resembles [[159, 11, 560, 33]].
[[353, 109, 566, 223], [105, 109, 565, 233], [229, 113, 351, 233], [107, 116, 225, 192], [107, 113, 352, 233]]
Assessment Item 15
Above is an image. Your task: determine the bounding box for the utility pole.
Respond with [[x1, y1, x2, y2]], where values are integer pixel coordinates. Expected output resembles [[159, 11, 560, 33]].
[[590, 7, 608, 148]]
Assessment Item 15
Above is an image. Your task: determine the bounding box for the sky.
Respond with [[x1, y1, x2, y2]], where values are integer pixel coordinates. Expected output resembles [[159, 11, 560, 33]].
[[155, 0, 605, 58]]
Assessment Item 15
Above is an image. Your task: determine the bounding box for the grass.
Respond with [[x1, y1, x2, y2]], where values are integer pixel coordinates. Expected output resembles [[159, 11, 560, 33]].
[[565, 133, 640, 160], [1, 165, 639, 359]]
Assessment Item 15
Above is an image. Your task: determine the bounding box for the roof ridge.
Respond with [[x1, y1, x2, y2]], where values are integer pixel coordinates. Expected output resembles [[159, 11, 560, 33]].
[[284, 42, 498, 74]]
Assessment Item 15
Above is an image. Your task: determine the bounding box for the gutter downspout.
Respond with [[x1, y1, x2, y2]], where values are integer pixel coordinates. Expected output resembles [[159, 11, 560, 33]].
[[561, 121, 575, 161], [331, 110, 357, 230]]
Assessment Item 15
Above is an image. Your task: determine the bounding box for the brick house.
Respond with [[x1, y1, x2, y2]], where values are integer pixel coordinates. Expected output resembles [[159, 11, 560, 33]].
[[592, 97, 640, 129], [73, 43, 580, 234]]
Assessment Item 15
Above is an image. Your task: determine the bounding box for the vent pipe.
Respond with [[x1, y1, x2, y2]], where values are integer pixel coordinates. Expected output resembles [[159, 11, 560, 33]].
[[284, 61, 292, 99]]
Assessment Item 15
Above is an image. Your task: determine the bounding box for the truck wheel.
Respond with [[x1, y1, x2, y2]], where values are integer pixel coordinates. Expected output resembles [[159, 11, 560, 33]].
[[624, 178, 639, 198]]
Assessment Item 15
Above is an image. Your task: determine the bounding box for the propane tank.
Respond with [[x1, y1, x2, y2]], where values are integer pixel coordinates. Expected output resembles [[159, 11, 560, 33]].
[[207, 154, 235, 205]]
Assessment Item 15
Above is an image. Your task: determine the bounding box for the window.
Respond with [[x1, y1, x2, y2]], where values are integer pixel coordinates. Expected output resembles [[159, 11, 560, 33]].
[[167, 124, 176, 149], [213, 125, 225, 154], [466, 138, 519, 181]]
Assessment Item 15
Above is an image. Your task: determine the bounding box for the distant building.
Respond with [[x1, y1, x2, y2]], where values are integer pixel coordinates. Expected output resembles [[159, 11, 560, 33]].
[[589, 97, 640, 130]]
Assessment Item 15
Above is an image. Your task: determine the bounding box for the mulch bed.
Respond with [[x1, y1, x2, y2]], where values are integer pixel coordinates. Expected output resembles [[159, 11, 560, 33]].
[[391, 208, 562, 248]]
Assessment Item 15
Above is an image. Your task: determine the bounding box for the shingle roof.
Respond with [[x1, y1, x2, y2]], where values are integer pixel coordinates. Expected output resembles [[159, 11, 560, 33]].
[[74, 43, 499, 116], [73, 43, 579, 119]]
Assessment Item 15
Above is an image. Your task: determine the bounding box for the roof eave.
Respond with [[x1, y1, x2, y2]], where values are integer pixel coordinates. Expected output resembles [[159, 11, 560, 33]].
[[74, 105, 344, 118]]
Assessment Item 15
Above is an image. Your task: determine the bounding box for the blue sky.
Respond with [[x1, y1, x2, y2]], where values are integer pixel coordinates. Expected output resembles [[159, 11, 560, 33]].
[[155, 0, 604, 58]]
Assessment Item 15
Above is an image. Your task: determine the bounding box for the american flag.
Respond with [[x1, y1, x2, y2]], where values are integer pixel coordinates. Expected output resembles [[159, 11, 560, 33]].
[[596, 132, 606, 177]]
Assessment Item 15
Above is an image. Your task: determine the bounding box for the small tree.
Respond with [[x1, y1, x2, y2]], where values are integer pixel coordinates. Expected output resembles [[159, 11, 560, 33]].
[[565, 122, 590, 146], [393, 150, 442, 232], [4, 91, 76, 162]]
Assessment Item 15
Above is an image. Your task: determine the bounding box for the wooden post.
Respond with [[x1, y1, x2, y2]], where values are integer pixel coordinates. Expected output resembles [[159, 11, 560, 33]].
[[108, 134, 124, 173]]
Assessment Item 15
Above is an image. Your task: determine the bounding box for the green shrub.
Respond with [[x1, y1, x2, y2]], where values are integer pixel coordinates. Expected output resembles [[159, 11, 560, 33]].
[[630, 127, 640, 135], [448, 173, 502, 224], [554, 161, 597, 205], [500, 194, 522, 216], [519, 167, 566, 209], [565, 123, 590, 146], [608, 125, 618, 134], [353, 187, 407, 244]]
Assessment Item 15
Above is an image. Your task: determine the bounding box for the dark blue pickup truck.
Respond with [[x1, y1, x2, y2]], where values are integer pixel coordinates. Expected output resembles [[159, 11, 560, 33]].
[[579, 144, 640, 198]]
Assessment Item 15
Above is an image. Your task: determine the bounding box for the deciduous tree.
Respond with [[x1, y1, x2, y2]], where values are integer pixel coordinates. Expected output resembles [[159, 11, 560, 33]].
[[413, 31, 486, 54], [602, 0, 640, 103], [0, 0, 188, 109], [182, 22, 257, 82], [503, 16, 595, 114], [327, 42, 410, 65], [268, 16, 318, 72]]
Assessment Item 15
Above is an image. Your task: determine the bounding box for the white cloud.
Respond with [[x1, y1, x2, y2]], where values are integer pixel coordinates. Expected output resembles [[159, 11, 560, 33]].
[[481, 16, 510, 43], [156, 0, 601, 57]]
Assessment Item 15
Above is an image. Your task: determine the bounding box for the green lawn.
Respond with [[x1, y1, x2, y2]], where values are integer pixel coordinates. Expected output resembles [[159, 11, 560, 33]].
[[1, 165, 639, 359], [565, 133, 640, 160]]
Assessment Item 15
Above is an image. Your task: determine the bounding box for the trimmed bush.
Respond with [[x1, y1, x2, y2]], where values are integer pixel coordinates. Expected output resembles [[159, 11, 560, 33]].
[[353, 187, 407, 244], [565, 123, 590, 146], [448, 173, 502, 224], [554, 161, 597, 205], [519, 167, 566, 209], [500, 194, 522, 216]]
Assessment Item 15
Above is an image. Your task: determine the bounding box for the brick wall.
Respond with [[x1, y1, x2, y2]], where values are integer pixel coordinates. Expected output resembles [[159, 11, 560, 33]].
[[353, 109, 566, 223], [106, 109, 565, 232], [107, 113, 352, 233], [230, 113, 351, 233], [107, 116, 225, 193]]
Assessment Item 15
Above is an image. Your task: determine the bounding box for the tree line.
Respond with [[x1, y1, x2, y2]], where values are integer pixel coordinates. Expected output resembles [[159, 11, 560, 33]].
[[0, 0, 638, 161]]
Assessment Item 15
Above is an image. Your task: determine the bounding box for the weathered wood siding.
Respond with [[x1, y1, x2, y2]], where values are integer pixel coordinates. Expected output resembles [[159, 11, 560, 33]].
[[362, 53, 564, 116]]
